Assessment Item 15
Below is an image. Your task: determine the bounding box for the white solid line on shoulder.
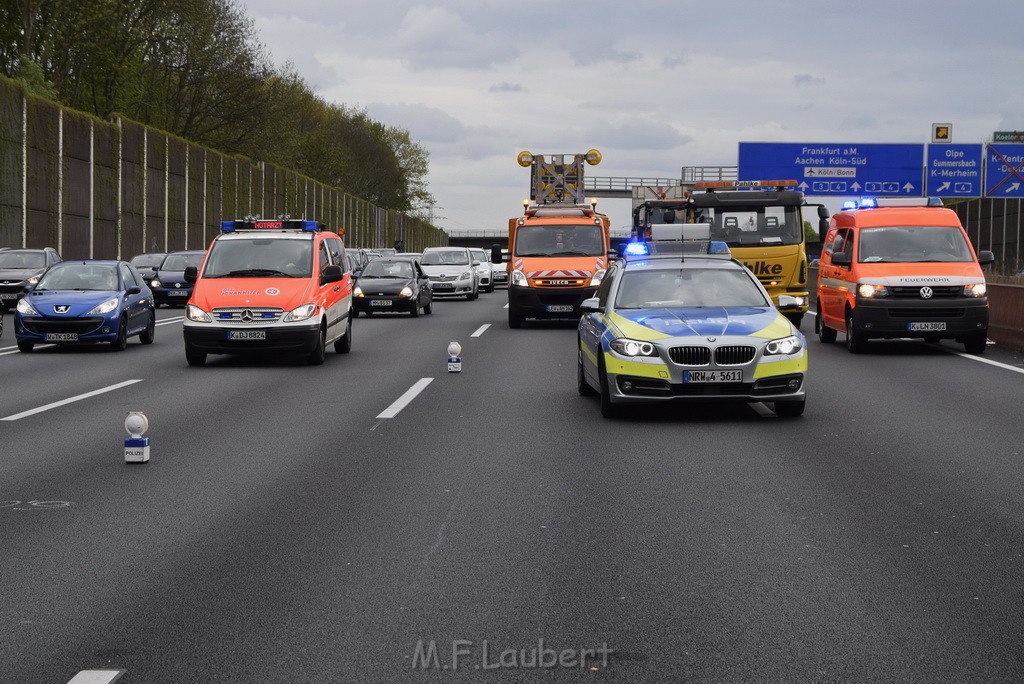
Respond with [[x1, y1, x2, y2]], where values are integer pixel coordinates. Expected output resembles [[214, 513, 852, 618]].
[[67, 670, 126, 684], [470, 324, 490, 338], [377, 378, 434, 420], [1, 379, 144, 421]]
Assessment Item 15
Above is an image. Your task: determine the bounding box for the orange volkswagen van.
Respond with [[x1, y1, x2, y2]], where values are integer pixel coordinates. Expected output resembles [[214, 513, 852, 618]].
[[816, 197, 994, 354]]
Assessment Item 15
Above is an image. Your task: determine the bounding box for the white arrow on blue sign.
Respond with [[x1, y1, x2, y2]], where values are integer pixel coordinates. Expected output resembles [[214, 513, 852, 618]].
[[926, 144, 983, 197], [985, 144, 1024, 197]]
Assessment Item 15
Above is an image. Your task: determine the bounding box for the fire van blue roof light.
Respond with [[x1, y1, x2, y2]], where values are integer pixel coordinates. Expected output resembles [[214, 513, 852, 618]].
[[859, 197, 878, 208], [221, 220, 236, 232], [301, 220, 319, 232], [841, 201, 858, 211]]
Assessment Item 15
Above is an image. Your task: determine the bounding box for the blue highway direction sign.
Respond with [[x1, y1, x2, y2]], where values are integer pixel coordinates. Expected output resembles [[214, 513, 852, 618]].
[[926, 144, 983, 197], [985, 144, 1024, 198], [738, 142, 924, 196]]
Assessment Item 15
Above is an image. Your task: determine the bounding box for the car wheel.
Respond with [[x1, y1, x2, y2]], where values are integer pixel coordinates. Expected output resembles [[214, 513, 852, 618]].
[[578, 341, 597, 397], [774, 399, 806, 418], [110, 315, 129, 351], [598, 355, 621, 419], [410, 301, 419, 317], [185, 344, 206, 366], [845, 309, 866, 354], [334, 314, 352, 354], [139, 311, 156, 344], [307, 322, 327, 365], [816, 302, 836, 343], [423, 297, 432, 315], [963, 333, 987, 354], [17, 340, 33, 353], [351, 308, 359, 319], [487, 284, 495, 293]]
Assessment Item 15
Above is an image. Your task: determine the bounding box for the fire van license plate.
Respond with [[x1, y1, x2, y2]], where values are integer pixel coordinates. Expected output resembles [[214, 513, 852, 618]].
[[908, 322, 946, 332], [228, 330, 266, 341], [45, 333, 78, 342], [545, 305, 575, 313], [685, 370, 743, 383]]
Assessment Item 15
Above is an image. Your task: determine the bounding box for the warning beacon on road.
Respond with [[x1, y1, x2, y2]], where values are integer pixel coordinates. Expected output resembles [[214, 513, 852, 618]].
[[124, 411, 150, 463]]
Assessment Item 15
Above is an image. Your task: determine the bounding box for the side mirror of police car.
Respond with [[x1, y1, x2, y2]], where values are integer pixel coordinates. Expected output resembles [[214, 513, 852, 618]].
[[321, 264, 343, 284], [580, 297, 602, 314], [184, 266, 198, 283], [978, 250, 995, 266]]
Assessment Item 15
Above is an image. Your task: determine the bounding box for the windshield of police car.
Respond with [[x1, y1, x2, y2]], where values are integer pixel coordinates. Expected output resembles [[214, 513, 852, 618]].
[[614, 267, 770, 309], [696, 205, 802, 247], [202, 238, 313, 278], [515, 224, 604, 257], [857, 226, 974, 263]]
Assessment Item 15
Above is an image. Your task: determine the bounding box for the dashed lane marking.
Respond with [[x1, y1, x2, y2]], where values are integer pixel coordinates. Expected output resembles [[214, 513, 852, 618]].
[[376, 378, 434, 420], [1, 379, 144, 421], [67, 670, 125, 684], [470, 324, 490, 338]]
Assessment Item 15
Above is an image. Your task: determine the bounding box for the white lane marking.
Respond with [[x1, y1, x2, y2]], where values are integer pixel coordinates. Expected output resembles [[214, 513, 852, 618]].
[[1, 379, 144, 421], [750, 402, 775, 418], [0, 344, 55, 357], [936, 347, 1024, 375], [376, 378, 433, 420], [156, 316, 184, 327], [470, 324, 490, 338], [504, 304, 509, 309], [67, 670, 125, 684], [807, 310, 817, 316]]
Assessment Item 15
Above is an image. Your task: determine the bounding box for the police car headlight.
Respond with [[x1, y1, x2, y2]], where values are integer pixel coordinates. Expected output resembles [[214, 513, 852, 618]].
[[87, 298, 120, 315], [353, 286, 364, 297], [151, 279, 161, 288], [764, 335, 803, 356], [511, 269, 528, 287], [399, 286, 413, 298], [610, 337, 658, 358], [15, 298, 36, 315], [964, 283, 986, 297], [186, 304, 212, 323], [590, 268, 606, 287], [858, 284, 889, 298], [283, 304, 317, 322]]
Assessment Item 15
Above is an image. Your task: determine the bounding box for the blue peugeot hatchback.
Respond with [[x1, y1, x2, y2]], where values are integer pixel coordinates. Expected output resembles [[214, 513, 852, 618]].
[[14, 260, 156, 352]]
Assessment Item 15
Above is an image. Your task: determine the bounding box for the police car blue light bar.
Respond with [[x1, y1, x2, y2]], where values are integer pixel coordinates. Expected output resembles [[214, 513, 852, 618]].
[[624, 241, 649, 256]]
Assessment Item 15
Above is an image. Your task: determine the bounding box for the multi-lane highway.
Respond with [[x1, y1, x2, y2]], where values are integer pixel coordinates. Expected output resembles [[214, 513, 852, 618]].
[[2, 297, 1024, 682]]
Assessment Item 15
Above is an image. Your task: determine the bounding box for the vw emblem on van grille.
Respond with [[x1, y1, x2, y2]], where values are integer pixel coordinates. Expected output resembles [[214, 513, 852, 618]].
[[919, 286, 934, 299], [53, 305, 70, 314], [240, 309, 255, 322]]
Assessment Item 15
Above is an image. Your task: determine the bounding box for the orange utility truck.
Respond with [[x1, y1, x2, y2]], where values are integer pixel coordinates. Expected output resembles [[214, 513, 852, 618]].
[[493, 150, 612, 328]]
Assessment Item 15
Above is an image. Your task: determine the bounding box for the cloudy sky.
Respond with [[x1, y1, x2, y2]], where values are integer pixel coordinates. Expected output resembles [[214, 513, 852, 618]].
[[236, 0, 1024, 233]]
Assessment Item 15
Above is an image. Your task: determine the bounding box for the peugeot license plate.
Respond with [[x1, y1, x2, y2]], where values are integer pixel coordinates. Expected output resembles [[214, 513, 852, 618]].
[[227, 330, 266, 340], [685, 370, 743, 383], [908, 322, 946, 331], [545, 305, 575, 313], [45, 333, 78, 342]]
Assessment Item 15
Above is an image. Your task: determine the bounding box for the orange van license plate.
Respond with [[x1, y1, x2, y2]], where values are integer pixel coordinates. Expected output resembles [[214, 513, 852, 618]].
[[228, 330, 266, 340], [908, 322, 946, 331]]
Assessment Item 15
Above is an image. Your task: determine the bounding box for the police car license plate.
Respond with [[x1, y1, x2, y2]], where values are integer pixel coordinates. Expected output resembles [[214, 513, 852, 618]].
[[0, 293, 17, 300], [908, 322, 946, 331], [545, 305, 575, 313], [369, 299, 391, 306], [685, 370, 742, 383], [228, 330, 266, 340], [45, 333, 78, 342]]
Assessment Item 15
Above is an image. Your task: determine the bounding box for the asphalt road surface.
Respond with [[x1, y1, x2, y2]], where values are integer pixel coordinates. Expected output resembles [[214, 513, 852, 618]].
[[2, 298, 1023, 683]]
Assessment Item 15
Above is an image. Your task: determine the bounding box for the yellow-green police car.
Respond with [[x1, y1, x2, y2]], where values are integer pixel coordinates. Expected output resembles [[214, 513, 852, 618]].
[[577, 242, 807, 419]]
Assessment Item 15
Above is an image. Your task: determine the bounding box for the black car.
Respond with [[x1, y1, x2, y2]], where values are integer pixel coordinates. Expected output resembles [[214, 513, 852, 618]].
[[352, 257, 432, 317], [0, 247, 62, 312], [150, 250, 205, 307], [129, 252, 167, 283]]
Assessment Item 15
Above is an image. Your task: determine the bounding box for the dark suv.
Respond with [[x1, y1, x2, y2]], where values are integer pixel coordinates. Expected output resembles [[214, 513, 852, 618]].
[[0, 247, 62, 312]]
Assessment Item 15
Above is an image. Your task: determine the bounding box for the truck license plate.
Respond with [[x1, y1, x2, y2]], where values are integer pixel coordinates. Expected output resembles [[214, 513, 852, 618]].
[[685, 370, 743, 383]]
